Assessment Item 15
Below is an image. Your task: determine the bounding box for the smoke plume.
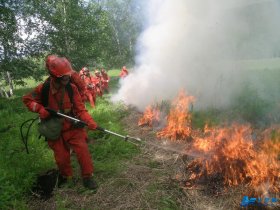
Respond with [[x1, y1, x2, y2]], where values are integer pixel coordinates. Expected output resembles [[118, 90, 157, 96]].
[[113, 0, 280, 111]]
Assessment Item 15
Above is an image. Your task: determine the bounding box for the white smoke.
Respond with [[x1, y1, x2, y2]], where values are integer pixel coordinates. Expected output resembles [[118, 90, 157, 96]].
[[112, 0, 280, 111]]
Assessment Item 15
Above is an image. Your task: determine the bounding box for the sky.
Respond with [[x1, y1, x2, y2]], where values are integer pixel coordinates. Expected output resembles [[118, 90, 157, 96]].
[[112, 0, 280, 111]]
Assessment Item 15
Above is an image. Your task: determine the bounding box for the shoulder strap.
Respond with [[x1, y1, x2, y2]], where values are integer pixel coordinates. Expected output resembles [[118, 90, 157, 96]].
[[41, 77, 74, 107], [65, 83, 73, 105], [41, 77, 51, 107]]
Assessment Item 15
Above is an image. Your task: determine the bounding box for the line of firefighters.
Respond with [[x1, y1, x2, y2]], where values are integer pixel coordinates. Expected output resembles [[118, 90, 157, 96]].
[[78, 65, 129, 108], [79, 67, 109, 108]]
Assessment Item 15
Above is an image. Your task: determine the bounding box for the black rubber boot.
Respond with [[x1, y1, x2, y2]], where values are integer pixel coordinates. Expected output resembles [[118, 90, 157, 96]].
[[83, 177, 98, 190], [58, 174, 73, 188]]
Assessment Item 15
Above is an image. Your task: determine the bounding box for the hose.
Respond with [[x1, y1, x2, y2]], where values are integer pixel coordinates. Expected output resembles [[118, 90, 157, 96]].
[[20, 117, 38, 154]]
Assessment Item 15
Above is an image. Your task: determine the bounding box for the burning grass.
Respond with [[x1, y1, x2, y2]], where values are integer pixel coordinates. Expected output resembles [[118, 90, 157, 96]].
[[136, 88, 280, 206], [138, 105, 160, 127], [156, 90, 195, 141], [185, 124, 280, 194]]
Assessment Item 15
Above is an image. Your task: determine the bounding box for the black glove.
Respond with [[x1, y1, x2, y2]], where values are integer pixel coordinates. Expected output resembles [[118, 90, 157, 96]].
[[96, 126, 105, 131], [45, 108, 59, 116], [72, 120, 87, 128]]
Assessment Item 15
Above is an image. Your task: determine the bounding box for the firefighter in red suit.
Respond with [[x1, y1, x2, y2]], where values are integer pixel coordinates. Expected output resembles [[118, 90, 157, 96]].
[[93, 70, 103, 97], [81, 67, 96, 108], [71, 70, 87, 102], [22, 56, 98, 190], [100, 68, 109, 92], [79, 66, 88, 78], [119, 66, 129, 78], [46, 55, 87, 102]]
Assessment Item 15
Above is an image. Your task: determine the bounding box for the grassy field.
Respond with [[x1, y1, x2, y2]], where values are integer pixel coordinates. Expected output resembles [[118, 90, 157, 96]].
[[0, 65, 279, 209], [239, 57, 280, 71]]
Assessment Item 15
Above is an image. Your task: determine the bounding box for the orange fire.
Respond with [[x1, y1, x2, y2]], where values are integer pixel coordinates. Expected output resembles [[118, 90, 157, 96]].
[[138, 105, 160, 127], [157, 90, 195, 141], [186, 124, 280, 193]]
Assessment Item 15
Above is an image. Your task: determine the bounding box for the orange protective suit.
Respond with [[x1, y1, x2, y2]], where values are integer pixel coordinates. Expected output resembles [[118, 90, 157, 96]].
[[119, 66, 129, 78], [101, 69, 110, 92], [92, 74, 103, 97], [22, 78, 97, 178], [71, 71, 87, 101], [83, 74, 97, 108]]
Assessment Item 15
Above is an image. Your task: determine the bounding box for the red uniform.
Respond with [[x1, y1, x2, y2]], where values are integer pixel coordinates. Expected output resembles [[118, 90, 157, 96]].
[[119, 66, 129, 78], [92, 74, 103, 97], [22, 78, 97, 178], [70, 71, 87, 101], [79, 67, 88, 80], [83, 74, 97, 108], [101, 70, 110, 92]]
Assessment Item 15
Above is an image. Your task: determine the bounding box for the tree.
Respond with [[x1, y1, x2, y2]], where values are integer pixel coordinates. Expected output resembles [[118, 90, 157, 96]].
[[0, 0, 46, 97], [0, 0, 144, 98], [100, 0, 144, 67], [31, 0, 115, 69]]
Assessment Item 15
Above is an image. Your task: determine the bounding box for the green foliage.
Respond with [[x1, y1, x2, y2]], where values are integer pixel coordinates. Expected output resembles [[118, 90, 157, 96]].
[[0, 57, 46, 85], [0, 2, 18, 61], [0, 91, 55, 209], [232, 84, 269, 124], [1, 0, 144, 86], [0, 1, 50, 83], [192, 109, 221, 129], [101, 0, 144, 66], [40, 1, 111, 68], [24, 0, 143, 69], [240, 58, 280, 71]]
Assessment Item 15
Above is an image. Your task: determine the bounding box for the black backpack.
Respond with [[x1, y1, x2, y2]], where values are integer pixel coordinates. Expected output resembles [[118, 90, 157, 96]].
[[21, 78, 75, 152], [41, 77, 74, 107]]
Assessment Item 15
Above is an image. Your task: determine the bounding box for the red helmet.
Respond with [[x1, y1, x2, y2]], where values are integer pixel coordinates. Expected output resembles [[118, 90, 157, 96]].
[[45, 54, 58, 69], [48, 57, 73, 77]]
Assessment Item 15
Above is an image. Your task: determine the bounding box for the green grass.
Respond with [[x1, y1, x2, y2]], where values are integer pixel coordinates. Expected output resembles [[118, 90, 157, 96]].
[[144, 181, 182, 210], [239, 57, 280, 71], [192, 109, 221, 129], [0, 88, 55, 209], [107, 69, 121, 77], [86, 96, 139, 180], [1, 61, 280, 209], [0, 77, 138, 209], [190, 58, 280, 127]]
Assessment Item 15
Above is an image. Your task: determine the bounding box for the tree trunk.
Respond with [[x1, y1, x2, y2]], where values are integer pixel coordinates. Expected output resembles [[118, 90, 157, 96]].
[[6, 71, 14, 97], [62, 0, 70, 54], [0, 88, 9, 98], [112, 24, 122, 56], [0, 80, 9, 98]]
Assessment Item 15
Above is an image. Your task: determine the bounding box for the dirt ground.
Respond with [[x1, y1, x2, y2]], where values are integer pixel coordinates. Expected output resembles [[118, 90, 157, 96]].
[[27, 107, 265, 210]]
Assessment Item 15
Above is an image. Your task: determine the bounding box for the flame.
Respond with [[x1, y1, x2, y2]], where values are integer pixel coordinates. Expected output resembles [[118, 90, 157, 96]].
[[157, 90, 195, 141], [138, 105, 160, 126], [186, 124, 280, 193]]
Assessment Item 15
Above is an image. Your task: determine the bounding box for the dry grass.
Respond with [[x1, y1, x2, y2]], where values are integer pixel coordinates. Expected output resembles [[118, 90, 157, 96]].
[[28, 106, 274, 210]]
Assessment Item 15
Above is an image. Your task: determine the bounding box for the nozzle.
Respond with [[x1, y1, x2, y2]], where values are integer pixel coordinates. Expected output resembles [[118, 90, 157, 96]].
[[126, 135, 142, 142]]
